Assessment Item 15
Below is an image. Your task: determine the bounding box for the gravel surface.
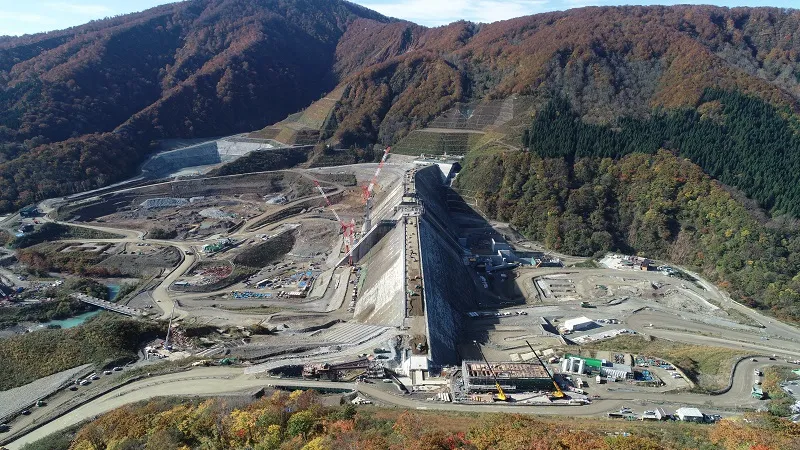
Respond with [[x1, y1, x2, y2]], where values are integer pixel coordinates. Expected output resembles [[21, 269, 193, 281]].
[[0, 364, 92, 421]]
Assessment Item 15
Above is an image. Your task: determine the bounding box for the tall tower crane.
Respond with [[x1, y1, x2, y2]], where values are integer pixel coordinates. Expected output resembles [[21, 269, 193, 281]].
[[362, 146, 391, 233], [473, 341, 508, 401], [314, 180, 355, 265]]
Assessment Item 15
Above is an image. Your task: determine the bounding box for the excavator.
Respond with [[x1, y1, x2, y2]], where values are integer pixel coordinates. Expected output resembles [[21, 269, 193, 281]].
[[474, 342, 508, 401], [526, 340, 565, 399]]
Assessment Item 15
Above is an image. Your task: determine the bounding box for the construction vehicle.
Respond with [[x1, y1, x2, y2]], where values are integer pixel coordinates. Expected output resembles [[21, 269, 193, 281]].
[[473, 341, 508, 401], [752, 385, 766, 399], [526, 340, 565, 398]]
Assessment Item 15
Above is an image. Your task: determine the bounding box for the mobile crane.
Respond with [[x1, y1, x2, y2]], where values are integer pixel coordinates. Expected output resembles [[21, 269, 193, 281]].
[[473, 341, 508, 401], [526, 340, 565, 398]]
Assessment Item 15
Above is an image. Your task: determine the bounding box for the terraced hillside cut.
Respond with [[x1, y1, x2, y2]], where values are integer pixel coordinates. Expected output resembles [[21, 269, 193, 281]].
[[391, 96, 534, 156], [249, 85, 348, 145]]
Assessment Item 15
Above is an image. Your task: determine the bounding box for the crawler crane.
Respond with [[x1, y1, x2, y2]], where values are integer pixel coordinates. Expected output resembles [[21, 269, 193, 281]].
[[526, 340, 565, 398], [473, 341, 508, 401]]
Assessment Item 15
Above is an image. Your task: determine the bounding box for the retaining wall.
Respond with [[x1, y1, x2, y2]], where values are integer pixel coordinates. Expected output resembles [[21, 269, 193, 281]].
[[141, 137, 277, 177]]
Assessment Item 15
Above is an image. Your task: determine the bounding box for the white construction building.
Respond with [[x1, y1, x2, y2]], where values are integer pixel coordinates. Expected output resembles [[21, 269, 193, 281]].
[[641, 408, 668, 421], [676, 407, 705, 422], [564, 316, 597, 332], [561, 357, 586, 374], [400, 355, 432, 385]]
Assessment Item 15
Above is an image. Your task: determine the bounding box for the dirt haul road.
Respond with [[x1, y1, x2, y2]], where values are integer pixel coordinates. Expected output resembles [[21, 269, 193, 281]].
[[6, 354, 791, 450]]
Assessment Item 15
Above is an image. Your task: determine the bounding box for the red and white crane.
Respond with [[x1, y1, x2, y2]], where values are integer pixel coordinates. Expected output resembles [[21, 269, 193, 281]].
[[314, 180, 355, 265], [362, 146, 391, 232]]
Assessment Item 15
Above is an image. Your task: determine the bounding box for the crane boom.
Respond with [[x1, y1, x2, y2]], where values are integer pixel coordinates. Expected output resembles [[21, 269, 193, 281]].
[[474, 342, 508, 401], [313, 180, 343, 225], [314, 179, 354, 265], [526, 340, 564, 398], [363, 146, 391, 202]]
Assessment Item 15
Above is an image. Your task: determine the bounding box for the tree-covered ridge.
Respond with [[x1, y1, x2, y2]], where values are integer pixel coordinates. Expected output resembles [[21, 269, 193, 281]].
[[3, 4, 800, 212], [0, 316, 160, 390], [27, 393, 800, 450], [0, 0, 389, 212], [523, 90, 800, 217], [328, 6, 800, 149], [455, 149, 800, 320]]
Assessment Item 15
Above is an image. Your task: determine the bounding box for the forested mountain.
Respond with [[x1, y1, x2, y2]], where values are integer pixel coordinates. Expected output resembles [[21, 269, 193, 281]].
[[3, 2, 800, 218], [328, 5, 800, 147], [520, 91, 800, 216], [454, 147, 800, 320], [0, 0, 388, 211]]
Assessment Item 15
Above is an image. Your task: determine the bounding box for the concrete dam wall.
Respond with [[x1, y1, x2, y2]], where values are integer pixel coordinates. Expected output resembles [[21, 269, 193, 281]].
[[415, 165, 478, 365], [354, 223, 406, 327], [419, 219, 478, 364], [349, 164, 479, 365], [415, 165, 453, 230]]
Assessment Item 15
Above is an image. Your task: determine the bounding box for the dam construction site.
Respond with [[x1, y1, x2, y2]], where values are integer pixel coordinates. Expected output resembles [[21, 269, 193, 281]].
[[3, 96, 800, 450]]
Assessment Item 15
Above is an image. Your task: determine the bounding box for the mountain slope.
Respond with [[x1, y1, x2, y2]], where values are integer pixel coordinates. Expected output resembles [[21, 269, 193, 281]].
[[0, 0, 387, 143], [0, 0, 388, 211], [327, 5, 800, 149], [3, 4, 800, 214], [312, 5, 800, 222], [454, 147, 800, 321]]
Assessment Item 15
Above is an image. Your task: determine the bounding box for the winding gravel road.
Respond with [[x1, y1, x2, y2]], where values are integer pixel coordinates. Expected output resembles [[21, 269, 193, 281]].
[[7, 165, 800, 449]]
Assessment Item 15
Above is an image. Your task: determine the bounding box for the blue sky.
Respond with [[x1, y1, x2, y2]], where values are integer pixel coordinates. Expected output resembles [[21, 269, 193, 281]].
[[0, 0, 797, 35]]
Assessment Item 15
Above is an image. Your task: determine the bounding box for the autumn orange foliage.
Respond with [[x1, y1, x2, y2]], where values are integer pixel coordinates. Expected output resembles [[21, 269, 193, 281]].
[[58, 392, 800, 450]]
